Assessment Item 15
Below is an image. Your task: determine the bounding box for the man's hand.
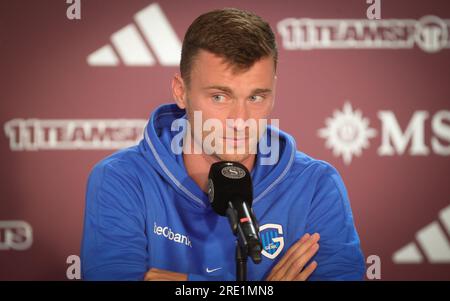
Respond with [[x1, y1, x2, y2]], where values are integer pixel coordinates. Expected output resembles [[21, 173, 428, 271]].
[[144, 268, 188, 281], [266, 233, 320, 281]]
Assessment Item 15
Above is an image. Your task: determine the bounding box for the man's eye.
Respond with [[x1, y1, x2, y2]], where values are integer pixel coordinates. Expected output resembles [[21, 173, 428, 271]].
[[212, 95, 225, 102], [249, 95, 264, 102]]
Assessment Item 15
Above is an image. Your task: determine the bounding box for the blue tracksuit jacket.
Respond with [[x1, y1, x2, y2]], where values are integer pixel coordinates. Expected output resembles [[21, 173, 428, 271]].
[[81, 103, 365, 280]]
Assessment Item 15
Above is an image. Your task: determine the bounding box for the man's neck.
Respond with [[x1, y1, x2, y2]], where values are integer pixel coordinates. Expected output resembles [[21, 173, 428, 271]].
[[183, 152, 256, 193]]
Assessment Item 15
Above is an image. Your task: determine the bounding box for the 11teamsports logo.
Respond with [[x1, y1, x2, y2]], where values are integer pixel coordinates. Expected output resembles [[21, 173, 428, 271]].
[[278, 15, 450, 54]]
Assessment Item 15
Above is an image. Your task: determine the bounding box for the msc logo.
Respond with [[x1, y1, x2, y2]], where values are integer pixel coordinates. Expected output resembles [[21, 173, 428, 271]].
[[87, 3, 181, 66], [318, 102, 376, 165], [259, 224, 284, 260], [318, 102, 450, 165]]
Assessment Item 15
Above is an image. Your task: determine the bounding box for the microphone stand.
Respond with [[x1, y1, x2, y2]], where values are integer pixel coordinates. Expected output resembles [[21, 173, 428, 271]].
[[226, 206, 261, 281], [236, 239, 247, 281]]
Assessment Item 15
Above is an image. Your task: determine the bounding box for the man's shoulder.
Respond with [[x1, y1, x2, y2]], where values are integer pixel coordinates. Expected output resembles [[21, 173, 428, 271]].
[[291, 150, 341, 180], [88, 144, 147, 184], [291, 151, 350, 207]]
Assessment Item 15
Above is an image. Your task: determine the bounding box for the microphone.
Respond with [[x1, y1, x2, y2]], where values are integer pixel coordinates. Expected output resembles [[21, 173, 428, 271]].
[[207, 161, 262, 264]]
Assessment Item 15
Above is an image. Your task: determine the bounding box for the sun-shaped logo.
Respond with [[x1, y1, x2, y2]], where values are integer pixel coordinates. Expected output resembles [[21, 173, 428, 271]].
[[318, 102, 377, 165]]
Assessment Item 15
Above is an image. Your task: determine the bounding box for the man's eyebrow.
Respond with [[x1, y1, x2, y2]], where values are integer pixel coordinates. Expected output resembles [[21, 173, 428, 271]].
[[251, 88, 272, 94], [203, 86, 233, 94], [203, 86, 272, 95]]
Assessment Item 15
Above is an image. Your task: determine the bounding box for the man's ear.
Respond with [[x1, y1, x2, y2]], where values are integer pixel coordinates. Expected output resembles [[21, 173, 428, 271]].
[[271, 75, 277, 111], [172, 74, 187, 109]]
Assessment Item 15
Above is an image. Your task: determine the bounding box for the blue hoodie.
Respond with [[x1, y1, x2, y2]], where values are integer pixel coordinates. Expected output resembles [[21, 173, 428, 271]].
[[81, 104, 365, 281]]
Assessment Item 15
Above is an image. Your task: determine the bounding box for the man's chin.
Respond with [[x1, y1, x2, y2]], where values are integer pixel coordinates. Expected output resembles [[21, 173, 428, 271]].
[[213, 153, 254, 164]]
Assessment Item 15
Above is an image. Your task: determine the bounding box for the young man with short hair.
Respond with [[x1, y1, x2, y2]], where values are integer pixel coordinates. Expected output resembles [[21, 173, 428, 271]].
[[81, 8, 365, 281]]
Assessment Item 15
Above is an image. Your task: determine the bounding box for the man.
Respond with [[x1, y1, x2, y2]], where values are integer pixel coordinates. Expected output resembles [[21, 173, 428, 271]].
[[81, 8, 365, 281]]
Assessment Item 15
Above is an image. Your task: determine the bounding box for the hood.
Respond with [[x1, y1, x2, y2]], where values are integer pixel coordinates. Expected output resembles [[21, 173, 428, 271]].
[[141, 103, 296, 209]]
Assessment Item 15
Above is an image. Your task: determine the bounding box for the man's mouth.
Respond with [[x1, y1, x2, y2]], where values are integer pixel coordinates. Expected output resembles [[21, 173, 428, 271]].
[[222, 136, 247, 146]]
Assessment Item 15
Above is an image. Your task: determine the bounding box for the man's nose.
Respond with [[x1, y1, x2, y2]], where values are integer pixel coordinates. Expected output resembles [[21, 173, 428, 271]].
[[228, 101, 249, 128]]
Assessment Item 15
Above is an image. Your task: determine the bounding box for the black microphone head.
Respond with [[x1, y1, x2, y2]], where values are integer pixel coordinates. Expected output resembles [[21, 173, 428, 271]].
[[207, 161, 253, 216]]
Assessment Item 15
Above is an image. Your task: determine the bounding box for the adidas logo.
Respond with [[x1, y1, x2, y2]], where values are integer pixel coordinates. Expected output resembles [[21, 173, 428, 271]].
[[87, 3, 181, 66], [392, 204, 450, 263]]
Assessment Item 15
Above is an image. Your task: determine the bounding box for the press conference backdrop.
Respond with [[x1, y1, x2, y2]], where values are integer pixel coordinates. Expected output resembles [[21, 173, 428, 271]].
[[1, 0, 449, 280]]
